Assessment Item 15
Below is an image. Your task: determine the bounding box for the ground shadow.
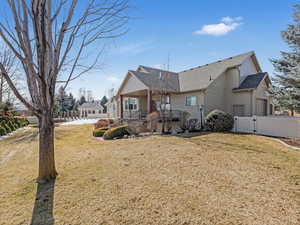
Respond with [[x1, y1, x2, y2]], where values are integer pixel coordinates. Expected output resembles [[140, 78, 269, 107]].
[[173, 131, 213, 138], [31, 179, 56, 225]]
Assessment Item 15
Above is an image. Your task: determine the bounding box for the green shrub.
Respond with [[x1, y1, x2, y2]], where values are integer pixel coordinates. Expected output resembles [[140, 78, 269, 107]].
[[93, 127, 109, 137], [1, 122, 12, 134], [7, 120, 17, 131], [0, 126, 6, 136], [205, 109, 234, 132], [13, 118, 21, 128], [103, 125, 129, 140]]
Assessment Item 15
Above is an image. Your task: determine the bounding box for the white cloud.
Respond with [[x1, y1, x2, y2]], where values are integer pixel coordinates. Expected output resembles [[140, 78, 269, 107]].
[[221, 16, 235, 23], [194, 16, 243, 36], [106, 76, 120, 83]]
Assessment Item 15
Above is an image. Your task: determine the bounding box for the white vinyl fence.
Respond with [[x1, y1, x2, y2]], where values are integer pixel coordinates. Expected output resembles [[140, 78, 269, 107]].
[[233, 116, 300, 138]]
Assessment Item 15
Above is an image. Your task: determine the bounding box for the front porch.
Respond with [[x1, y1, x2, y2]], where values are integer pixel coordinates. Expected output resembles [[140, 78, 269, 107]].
[[120, 89, 181, 121]]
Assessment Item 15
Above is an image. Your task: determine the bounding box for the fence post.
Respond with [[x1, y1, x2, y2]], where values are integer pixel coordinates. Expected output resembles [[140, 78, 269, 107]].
[[234, 116, 238, 133], [253, 116, 257, 133]]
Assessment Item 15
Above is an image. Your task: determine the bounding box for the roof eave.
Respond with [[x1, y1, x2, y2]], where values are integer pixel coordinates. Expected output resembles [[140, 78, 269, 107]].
[[232, 88, 255, 92]]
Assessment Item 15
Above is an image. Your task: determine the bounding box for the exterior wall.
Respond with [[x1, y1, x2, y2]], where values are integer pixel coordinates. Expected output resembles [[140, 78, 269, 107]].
[[106, 99, 119, 119], [120, 74, 147, 95], [138, 96, 147, 112], [224, 68, 253, 116], [204, 72, 226, 115], [170, 91, 205, 119], [254, 78, 272, 115], [205, 68, 253, 117], [239, 56, 259, 83], [232, 92, 253, 116]]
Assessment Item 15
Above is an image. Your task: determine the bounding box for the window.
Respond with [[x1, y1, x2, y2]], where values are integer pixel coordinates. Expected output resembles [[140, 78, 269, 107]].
[[125, 98, 138, 110], [233, 104, 245, 116], [92, 110, 95, 114], [186, 96, 197, 106]]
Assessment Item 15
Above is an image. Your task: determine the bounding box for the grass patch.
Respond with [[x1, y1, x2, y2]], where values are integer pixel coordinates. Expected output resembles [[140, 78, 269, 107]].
[[0, 125, 300, 225]]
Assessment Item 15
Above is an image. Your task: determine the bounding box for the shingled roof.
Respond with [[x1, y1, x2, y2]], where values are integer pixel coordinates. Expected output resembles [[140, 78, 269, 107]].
[[233, 72, 267, 91], [178, 51, 257, 92], [129, 69, 180, 92]]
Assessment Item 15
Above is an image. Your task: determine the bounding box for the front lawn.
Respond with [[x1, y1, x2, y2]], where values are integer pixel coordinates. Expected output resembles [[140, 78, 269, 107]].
[[0, 125, 299, 225]]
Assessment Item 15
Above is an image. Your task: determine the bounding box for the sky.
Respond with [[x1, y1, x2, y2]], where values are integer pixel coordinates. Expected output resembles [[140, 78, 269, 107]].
[[65, 0, 299, 99]]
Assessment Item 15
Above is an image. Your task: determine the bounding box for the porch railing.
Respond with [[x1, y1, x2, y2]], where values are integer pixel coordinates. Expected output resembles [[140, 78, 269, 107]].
[[123, 110, 147, 120], [123, 109, 182, 121]]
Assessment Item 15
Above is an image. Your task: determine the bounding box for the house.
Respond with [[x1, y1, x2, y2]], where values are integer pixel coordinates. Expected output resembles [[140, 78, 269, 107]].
[[78, 101, 105, 118], [105, 96, 119, 119], [113, 51, 272, 120]]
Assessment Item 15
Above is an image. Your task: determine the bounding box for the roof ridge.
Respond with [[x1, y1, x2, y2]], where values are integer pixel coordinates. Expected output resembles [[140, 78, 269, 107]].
[[138, 65, 176, 73], [180, 51, 255, 73]]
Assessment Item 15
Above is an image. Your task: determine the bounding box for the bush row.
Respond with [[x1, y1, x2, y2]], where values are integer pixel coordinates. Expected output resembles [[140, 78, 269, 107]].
[[0, 117, 29, 136], [92, 125, 129, 140]]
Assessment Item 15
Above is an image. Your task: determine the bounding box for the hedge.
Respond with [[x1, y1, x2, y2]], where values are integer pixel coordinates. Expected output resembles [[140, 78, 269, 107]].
[[0, 126, 6, 136], [93, 127, 109, 137], [0, 117, 29, 136], [103, 125, 129, 140]]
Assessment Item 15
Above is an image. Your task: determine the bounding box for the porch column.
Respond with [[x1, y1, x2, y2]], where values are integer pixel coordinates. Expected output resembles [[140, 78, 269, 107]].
[[147, 89, 152, 114], [120, 95, 124, 119]]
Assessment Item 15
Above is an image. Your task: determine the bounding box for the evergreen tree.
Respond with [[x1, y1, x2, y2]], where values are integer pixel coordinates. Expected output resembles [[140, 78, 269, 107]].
[[100, 96, 108, 113], [270, 5, 300, 115], [79, 95, 87, 105], [56, 87, 76, 112]]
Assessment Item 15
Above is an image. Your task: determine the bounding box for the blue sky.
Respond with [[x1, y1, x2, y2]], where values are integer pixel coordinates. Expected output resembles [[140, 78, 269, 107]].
[[67, 0, 298, 99]]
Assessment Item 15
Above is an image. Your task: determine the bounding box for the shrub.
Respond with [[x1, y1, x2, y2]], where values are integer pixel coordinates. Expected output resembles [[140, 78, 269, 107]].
[[13, 118, 22, 128], [0, 126, 6, 136], [179, 111, 190, 131], [103, 125, 129, 140], [205, 109, 234, 132], [7, 120, 17, 131], [20, 118, 29, 126], [1, 122, 12, 134], [94, 119, 110, 129], [93, 127, 109, 137]]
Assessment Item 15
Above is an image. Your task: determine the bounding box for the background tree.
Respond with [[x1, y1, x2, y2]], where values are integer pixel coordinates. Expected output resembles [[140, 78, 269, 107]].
[[79, 95, 87, 106], [270, 4, 300, 116], [0, 0, 129, 183], [100, 95, 108, 113], [0, 47, 21, 105], [56, 87, 76, 112]]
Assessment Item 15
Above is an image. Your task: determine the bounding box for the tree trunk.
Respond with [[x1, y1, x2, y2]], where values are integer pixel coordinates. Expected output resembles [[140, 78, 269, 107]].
[[291, 108, 295, 116], [37, 114, 57, 183]]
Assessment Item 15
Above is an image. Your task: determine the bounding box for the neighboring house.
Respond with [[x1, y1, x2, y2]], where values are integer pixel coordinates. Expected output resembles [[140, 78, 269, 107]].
[[105, 96, 119, 119], [114, 51, 273, 120], [78, 102, 105, 118]]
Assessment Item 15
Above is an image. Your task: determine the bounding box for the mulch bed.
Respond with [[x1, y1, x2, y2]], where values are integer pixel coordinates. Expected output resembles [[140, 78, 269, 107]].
[[280, 138, 300, 148]]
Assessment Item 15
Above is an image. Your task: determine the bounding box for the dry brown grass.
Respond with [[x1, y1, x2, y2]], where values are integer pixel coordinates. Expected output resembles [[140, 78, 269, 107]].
[[0, 125, 300, 225]]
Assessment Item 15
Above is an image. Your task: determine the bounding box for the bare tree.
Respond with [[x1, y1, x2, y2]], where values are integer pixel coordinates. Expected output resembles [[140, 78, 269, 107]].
[[0, 0, 129, 183], [0, 48, 20, 105]]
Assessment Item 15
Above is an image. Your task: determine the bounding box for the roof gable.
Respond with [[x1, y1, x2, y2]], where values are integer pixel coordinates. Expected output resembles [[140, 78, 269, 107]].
[[117, 72, 148, 95], [131, 69, 179, 92]]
